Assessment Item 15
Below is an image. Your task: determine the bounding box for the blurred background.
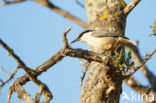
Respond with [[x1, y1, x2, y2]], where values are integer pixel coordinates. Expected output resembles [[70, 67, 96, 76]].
[[0, 0, 156, 103]]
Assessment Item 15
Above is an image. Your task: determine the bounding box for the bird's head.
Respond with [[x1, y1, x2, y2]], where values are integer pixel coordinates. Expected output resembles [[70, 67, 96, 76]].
[[71, 30, 93, 43]]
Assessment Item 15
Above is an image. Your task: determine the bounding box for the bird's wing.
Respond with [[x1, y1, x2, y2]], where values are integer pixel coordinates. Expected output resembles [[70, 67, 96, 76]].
[[91, 31, 118, 37], [91, 31, 129, 39]]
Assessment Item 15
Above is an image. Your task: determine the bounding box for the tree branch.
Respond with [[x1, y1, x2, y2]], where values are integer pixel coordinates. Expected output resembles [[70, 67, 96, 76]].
[[124, 0, 141, 15], [0, 67, 11, 75], [7, 87, 13, 103], [1, 27, 110, 102], [8, 84, 35, 103], [63, 27, 72, 48], [0, 0, 88, 28], [124, 76, 156, 102], [124, 76, 149, 94], [125, 45, 156, 90], [73, 0, 85, 8], [0, 0, 25, 6], [0, 39, 40, 85], [0, 66, 19, 89], [80, 61, 89, 87], [35, 87, 43, 103], [0, 39, 52, 103], [123, 47, 156, 79], [34, 0, 88, 28]]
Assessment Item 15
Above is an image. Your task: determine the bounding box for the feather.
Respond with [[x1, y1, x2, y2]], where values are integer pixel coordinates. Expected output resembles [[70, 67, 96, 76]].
[[91, 30, 129, 39]]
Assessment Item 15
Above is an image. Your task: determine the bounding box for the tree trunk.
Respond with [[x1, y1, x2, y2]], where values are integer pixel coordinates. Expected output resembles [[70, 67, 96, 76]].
[[80, 0, 127, 103]]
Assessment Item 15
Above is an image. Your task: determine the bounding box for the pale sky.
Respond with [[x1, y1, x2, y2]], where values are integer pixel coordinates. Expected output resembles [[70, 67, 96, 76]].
[[0, 0, 156, 103]]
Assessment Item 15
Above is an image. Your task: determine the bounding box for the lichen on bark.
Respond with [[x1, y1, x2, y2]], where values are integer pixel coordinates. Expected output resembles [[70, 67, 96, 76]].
[[84, 0, 127, 35], [80, 0, 127, 103]]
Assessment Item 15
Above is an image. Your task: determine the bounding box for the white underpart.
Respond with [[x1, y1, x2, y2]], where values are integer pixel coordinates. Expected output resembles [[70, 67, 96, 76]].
[[79, 32, 137, 53], [79, 32, 118, 52]]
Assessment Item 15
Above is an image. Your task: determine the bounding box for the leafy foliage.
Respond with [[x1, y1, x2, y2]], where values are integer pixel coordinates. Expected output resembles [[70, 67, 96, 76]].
[[113, 49, 136, 72], [150, 20, 156, 36]]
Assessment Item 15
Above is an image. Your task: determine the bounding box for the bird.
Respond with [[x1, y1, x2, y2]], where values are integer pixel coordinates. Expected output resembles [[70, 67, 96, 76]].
[[71, 30, 137, 53]]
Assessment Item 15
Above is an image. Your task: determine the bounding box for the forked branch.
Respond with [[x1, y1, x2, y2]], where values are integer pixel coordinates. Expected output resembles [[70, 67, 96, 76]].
[[0, 27, 110, 103], [124, 0, 141, 15], [125, 45, 156, 90], [123, 47, 156, 79], [0, 39, 52, 103], [0, 66, 19, 89], [0, 0, 88, 28]]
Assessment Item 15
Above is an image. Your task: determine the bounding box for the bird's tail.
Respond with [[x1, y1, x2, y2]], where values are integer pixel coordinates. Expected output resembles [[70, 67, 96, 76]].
[[118, 37, 137, 46]]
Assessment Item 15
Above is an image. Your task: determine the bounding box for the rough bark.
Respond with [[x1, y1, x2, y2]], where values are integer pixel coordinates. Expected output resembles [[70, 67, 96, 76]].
[[81, 62, 122, 103], [80, 0, 127, 103], [84, 0, 126, 35], [1, 0, 156, 103]]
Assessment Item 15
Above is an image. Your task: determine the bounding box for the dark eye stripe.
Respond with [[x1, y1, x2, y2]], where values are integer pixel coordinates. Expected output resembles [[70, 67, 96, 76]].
[[77, 30, 93, 39]]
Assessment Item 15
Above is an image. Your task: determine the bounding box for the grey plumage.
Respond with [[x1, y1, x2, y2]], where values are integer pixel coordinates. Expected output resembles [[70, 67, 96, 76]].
[[72, 30, 137, 52], [91, 30, 129, 39]]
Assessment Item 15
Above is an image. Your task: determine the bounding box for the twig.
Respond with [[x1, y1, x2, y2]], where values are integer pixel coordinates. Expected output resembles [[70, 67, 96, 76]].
[[0, 39, 52, 102], [40, 84, 53, 103], [0, 66, 19, 88], [34, 0, 88, 28], [80, 61, 89, 87], [8, 27, 111, 87], [0, 67, 11, 75], [35, 87, 43, 103], [1, 27, 110, 102], [0, 0, 88, 28], [124, 0, 140, 15], [73, 0, 85, 8], [63, 27, 72, 48], [34, 27, 110, 74], [79, 59, 86, 66], [7, 87, 13, 103], [123, 48, 156, 79], [0, 39, 39, 84], [7, 84, 35, 103], [0, 79, 4, 84], [0, 27, 110, 103], [124, 76, 150, 94], [0, 0, 25, 6], [124, 76, 156, 102], [35, 81, 53, 103], [125, 44, 156, 90], [0, 39, 27, 67]]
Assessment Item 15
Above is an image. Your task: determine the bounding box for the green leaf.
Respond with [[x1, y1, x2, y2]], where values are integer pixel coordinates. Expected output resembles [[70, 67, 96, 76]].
[[153, 29, 156, 35], [127, 50, 132, 59]]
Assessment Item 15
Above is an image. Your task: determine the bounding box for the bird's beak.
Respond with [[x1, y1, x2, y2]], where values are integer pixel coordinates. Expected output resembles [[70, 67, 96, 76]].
[[71, 39, 78, 43]]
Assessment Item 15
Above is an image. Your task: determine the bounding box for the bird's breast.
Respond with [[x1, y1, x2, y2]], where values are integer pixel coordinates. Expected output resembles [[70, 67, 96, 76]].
[[86, 37, 119, 52]]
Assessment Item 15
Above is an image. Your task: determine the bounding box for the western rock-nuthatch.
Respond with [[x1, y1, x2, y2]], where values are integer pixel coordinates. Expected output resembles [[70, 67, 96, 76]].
[[71, 30, 137, 53]]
